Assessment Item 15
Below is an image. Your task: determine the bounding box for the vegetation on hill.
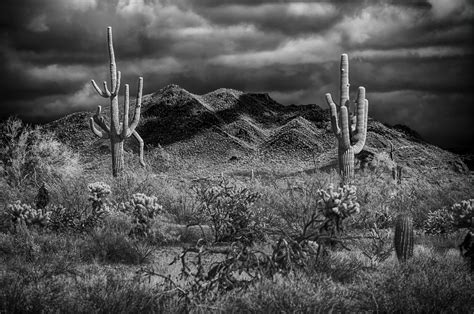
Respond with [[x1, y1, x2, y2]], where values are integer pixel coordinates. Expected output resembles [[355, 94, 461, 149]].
[[1, 79, 473, 312]]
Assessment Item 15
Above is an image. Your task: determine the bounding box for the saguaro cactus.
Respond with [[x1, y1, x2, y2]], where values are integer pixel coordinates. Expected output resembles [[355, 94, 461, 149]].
[[90, 26, 145, 177], [394, 214, 414, 262], [325, 54, 368, 182]]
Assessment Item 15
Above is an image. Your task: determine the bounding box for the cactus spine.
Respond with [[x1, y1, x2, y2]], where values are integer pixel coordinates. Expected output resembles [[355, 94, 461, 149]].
[[325, 54, 368, 182], [394, 214, 414, 262], [90, 26, 145, 177]]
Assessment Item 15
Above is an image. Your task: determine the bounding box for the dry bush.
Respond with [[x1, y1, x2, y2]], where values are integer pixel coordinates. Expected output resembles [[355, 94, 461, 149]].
[[0, 118, 82, 204]]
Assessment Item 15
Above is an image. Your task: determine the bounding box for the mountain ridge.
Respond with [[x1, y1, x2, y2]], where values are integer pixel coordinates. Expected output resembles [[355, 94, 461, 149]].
[[45, 84, 470, 179]]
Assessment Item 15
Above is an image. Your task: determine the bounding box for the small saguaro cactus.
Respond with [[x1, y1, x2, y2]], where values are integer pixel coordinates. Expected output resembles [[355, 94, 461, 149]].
[[394, 214, 414, 262], [325, 54, 368, 182], [90, 26, 145, 177]]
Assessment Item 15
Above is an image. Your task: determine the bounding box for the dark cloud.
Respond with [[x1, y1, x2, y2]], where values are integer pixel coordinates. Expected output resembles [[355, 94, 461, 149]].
[[193, 3, 343, 35], [0, 0, 473, 152]]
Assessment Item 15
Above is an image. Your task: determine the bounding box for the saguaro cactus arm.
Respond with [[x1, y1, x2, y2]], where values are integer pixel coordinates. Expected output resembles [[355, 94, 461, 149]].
[[340, 105, 351, 148], [91, 80, 111, 98], [90, 105, 110, 139], [92, 106, 110, 133], [326, 93, 341, 136], [122, 77, 143, 138], [129, 77, 143, 133], [90, 118, 107, 138], [340, 54, 350, 107], [132, 130, 146, 167], [121, 84, 130, 138], [353, 99, 368, 154], [354, 87, 366, 137]]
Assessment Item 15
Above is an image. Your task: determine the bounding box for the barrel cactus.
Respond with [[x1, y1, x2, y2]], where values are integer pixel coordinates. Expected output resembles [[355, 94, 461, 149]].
[[394, 214, 414, 262]]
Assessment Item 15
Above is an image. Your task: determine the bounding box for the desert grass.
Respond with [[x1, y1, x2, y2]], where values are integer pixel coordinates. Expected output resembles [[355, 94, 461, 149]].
[[1, 120, 473, 312]]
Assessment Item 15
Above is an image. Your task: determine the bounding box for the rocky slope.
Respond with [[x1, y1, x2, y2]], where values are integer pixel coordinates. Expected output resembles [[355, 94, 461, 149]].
[[46, 84, 469, 179]]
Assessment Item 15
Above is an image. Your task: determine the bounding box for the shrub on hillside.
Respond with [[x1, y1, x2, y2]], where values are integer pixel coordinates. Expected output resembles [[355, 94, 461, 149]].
[[0, 117, 81, 190], [424, 199, 474, 235]]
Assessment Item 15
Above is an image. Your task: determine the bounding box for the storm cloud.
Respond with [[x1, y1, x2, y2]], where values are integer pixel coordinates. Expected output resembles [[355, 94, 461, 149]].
[[0, 0, 473, 152]]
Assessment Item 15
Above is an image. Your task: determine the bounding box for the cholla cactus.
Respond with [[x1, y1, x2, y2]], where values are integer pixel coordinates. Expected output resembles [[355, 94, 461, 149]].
[[121, 193, 163, 218], [424, 208, 455, 235], [424, 199, 474, 234], [119, 193, 163, 238], [87, 181, 112, 212], [6, 201, 50, 228], [316, 184, 360, 233], [317, 184, 360, 218], [452, 199, 474, 230]]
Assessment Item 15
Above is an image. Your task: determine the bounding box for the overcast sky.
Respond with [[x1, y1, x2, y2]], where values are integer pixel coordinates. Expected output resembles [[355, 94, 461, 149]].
[[1, 0, 473, 152]]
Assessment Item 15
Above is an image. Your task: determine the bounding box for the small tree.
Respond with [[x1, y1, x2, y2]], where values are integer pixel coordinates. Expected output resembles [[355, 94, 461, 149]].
[[90, 26, 145, 177]]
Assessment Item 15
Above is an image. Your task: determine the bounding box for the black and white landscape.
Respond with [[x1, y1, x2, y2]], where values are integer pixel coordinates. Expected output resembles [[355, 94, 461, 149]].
[[0, 0, 473, 312]]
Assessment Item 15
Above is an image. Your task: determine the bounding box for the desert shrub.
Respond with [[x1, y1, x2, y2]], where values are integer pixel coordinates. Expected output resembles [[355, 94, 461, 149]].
[[0, 181, 110, 233], [0, 117, 81, 190], [0, 268, 181, 313], [0, 117, 33, 188], [215, 274, 349, 312], [0, 224, 82, 265], [47, 204, 78, 232], [0, 225, 40, 262], [49, 177, 90, 220], [150, 182, 362, 304], [193, 178, 264, 245], [27, 130, 82, 182], [264, 181, 360, 244], [35, 183, 50, 209], [112, 170, 157, 203], [47, 182, 111, 233], [81, 228, 155, 264], [309, 250, 367, 284], [352, 247, 474, 312], [424, 199, 474, 235], [75, 271, 181, 313], [357, 226, 393, 267]]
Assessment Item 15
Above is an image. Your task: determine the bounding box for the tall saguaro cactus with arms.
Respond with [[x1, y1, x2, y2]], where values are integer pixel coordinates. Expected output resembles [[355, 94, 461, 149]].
[[89, 26, 145, 177], [325, 54, 368, 182]]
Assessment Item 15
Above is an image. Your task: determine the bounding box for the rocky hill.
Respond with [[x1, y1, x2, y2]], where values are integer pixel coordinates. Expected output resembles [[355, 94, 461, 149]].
[[46, 84, 469, 181]]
